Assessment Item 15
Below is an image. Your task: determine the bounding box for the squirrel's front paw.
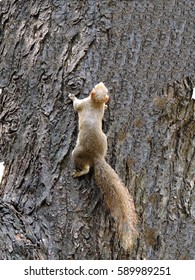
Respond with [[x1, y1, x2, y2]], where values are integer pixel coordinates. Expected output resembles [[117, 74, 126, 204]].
[[68, 93, 76, 101]]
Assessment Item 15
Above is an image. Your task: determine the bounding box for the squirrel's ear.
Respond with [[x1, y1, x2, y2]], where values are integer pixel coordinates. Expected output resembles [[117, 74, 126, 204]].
[[104, 95, 109, 103], [90, 90, 96, 99]]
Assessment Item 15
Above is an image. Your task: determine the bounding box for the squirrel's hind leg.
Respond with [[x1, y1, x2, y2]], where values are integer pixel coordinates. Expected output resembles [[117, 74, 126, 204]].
[[72, 147, 90, 177]]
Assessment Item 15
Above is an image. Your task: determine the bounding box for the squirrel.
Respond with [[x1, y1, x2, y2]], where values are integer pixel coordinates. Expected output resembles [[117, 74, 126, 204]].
[[69, 82, 137, 250]]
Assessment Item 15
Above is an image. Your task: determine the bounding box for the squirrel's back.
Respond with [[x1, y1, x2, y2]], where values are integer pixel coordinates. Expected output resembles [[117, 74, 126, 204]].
[[73, 84, 108, 164]]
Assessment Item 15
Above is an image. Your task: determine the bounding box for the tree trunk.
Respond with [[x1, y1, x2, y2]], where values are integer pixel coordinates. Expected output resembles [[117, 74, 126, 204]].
[[0, 0, 194, 260]]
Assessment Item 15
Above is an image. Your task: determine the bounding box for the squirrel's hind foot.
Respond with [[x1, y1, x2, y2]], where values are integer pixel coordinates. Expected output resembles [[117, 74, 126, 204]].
[[72, 165, 90, 178]]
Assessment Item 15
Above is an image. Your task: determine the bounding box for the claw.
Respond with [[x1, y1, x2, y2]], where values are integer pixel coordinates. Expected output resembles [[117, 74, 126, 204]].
[[72, 170, 78, 178]]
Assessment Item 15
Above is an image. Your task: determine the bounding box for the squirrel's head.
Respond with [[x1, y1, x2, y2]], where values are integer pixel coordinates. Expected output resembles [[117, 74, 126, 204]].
[[90, 82, 109, 104]]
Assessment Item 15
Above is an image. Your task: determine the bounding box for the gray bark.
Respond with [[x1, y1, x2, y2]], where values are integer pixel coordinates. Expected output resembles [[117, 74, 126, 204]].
[[0, 0, 194, 259]]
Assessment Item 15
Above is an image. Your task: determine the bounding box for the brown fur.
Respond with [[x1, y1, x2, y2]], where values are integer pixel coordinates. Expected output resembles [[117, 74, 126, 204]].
[[69, 82, 137, 249]]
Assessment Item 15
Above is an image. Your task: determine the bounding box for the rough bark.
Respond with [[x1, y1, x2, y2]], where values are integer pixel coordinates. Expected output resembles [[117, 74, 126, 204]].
[[0, 0, 194, 259]]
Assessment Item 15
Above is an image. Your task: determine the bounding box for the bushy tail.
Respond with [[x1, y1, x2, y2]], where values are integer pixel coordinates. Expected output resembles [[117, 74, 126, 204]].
[[94, 158, 137, 250]]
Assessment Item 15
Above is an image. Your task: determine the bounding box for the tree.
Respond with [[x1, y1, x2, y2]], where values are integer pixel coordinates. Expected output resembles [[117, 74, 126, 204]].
[[0, 0, 194, 260]]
